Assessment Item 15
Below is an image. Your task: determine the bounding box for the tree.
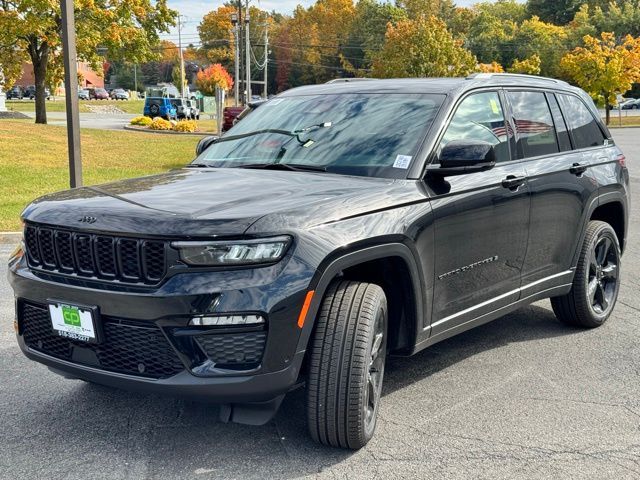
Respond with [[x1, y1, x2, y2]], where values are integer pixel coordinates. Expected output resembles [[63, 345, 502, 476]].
[[508, 54, 542, 74], [527, 0, 583, 25], [196, 64, 233, 95], [561, 32, 640, 124], [371, 15, 477, 78], [477, 61, 505, 72], [0, 0, 176, 124], [0, 9, 27, 90], [511, 16, 568, 77], [341, 0, 406, 74]]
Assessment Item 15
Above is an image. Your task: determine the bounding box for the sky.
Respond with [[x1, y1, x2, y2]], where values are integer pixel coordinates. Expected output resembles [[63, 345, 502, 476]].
[[162, 0, 478, 42]]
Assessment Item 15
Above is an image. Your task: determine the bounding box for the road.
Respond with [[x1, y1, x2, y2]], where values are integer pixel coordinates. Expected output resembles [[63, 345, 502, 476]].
[[21, 111, 137, 130], [1, 130, 639, 479]]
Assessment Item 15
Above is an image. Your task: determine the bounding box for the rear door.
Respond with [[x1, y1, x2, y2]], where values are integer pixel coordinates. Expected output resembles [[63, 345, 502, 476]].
[[507, 90, 602, 291], [426, 90, 530, 335]]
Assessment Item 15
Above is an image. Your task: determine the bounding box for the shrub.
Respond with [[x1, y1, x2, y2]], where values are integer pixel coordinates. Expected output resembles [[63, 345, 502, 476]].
[[149, 117, 173, 130], [173, 120, 197, 133], [130, 116, 152, 127]]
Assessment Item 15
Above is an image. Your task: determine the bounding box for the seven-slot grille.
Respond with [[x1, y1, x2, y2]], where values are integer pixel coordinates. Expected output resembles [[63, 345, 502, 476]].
[[24, 224, 167, 284]]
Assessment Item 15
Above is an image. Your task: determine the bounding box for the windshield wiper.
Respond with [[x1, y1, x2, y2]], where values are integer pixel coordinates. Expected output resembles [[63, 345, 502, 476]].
[[185, 163, 213, 168], [237, 163, 327, 172]]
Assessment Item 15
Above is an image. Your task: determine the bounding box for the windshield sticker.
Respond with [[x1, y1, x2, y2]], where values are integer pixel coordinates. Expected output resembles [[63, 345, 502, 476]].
[[490, 98, 500, 115], [393, 155, 412, 169]]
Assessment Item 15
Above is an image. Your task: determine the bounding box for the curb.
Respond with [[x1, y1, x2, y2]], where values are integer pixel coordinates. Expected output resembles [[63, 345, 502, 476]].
[[0, 232, 21, 245], [123, 125, 215, 137]]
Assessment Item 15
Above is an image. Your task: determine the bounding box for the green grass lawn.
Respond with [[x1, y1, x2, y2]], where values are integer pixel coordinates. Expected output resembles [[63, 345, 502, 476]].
[[6, 99, 145, 115], [605, 116, 640, 127], [0, 120, 196, 231]]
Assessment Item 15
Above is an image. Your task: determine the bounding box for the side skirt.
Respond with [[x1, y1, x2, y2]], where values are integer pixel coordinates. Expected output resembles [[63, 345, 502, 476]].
[[405, 282, 572, 356]]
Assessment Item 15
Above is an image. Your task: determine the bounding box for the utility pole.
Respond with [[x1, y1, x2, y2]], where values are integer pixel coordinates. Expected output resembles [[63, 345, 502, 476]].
[[133, 64, 138, 95], [178, 15, 186, 98], [263, 23, 269, 99], [231, 13, 240, 106], [245, 0, 251, 104], [60, 0, 82, 188]]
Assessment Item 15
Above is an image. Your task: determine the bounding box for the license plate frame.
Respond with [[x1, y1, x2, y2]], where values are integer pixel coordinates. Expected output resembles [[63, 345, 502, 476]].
[[47, 300, 102, 344]]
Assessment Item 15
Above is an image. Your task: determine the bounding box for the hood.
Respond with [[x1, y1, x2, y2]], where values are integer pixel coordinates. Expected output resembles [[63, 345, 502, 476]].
[[22, 168, 424, 237]]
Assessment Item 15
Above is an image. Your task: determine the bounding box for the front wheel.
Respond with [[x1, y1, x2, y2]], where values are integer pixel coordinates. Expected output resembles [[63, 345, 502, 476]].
[[551, 221, 621, 328], [306, 280, 387, 449]]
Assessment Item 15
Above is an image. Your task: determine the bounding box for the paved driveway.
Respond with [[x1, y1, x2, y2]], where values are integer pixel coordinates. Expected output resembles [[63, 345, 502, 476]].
[[21, 111, 137, 130], [1, 130, 639, 479]]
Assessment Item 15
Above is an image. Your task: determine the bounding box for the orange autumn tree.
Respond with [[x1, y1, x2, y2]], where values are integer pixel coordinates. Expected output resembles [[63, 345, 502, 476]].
[[196, 64, 234, 95], [561, 32, 640, 125]]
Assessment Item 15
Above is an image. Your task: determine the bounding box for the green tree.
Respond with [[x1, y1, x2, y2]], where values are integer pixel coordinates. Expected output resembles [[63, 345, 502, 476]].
[[512, 16, 569, 77], [527, 0, 582, 25], [561, 32, 640, 124], [0, 10, 27, 90], [508, 54, 542, 74], [371, 15, 477, 78], [0, 0, 176, 124], [342, 0, 407, 74]]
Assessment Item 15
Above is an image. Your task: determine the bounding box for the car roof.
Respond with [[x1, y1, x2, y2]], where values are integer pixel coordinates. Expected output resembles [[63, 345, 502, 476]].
[[279, 74, 580, 97]]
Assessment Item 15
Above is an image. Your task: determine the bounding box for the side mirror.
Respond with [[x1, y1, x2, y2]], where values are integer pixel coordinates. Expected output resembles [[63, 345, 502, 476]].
[[195, 135, 219, 156], [430, 140, 496, 176]]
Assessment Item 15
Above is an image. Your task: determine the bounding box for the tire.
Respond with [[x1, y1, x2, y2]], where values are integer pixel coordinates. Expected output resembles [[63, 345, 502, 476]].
[[551, 221, 621, 328], [307, 280, 388, 449]]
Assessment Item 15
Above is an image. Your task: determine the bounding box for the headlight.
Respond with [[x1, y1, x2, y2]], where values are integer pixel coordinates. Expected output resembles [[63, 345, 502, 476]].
[[171, 236, 291, 266]]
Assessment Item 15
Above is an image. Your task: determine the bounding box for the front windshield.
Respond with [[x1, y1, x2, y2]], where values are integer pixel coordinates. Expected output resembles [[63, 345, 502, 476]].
[[195, 93, 444, 178]]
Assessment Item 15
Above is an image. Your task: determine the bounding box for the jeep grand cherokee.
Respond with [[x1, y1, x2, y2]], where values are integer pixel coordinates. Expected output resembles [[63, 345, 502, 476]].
[[9, 74, 629, 449]]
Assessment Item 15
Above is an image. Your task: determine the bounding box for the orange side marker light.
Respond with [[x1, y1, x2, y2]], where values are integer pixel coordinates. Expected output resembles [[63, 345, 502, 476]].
[[297, 290, 315, 328]]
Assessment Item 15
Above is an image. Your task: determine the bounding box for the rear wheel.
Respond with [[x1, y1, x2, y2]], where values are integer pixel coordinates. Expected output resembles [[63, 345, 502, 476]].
[[306, 280, 387, 449], [551, 221, 621, 328]]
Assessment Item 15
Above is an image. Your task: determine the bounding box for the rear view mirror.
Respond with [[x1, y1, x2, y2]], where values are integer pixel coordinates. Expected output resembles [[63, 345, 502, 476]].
[[195, 136, 219, 156], [431, 140, 496, 176]]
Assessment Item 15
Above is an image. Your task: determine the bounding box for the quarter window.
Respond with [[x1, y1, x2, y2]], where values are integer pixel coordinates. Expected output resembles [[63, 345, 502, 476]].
[[440, 92, 510, 163], [557, 94, 607, 149], [507, 91, 559, 158]]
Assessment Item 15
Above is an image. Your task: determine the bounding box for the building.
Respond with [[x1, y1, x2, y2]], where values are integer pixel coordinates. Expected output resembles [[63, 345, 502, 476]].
[[15, 62, 104, 91]]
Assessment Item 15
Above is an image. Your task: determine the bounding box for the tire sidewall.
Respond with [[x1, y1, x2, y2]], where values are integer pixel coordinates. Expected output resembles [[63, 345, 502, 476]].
[[361, 298, 388, 441], [582, 224, 621, 325]]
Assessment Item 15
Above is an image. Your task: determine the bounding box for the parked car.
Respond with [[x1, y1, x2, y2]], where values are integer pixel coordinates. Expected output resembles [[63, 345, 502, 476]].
[[110, 88, 129, 100], [78, 89, 90, 101], [6, 86, 23, 100], [185, 99, 200, 120], [222, 105, 245, 131], [9, 74, 629, 450], [89, 88, 110, 100], [24, 85, 51, 100], [619, 98, 640, 110], [169, 98, 190, 119], [143, 96, 177, 120]]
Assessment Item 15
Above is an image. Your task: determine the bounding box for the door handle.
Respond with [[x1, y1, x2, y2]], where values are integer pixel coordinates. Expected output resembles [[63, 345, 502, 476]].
[[570, 163, 588, 175], [501, 175, 526, 190]]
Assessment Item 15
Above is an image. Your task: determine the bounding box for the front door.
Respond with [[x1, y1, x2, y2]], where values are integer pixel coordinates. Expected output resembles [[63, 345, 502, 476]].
[[425, 90, 530, 336]]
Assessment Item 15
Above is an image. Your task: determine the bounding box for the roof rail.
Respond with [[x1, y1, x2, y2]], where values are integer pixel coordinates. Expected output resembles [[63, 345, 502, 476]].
[[325, 78, 378, 84], [466, 73, 568, 85]]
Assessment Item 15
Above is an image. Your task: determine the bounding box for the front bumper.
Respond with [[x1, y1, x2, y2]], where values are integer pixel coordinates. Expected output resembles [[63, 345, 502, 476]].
[[9, 253, 315, 407]]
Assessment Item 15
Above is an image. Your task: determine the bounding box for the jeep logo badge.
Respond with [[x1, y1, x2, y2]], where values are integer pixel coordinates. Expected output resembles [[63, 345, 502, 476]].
[[78, 216, 97, 224]]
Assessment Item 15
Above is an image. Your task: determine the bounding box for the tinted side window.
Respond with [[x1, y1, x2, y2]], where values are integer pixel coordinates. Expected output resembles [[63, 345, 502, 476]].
[[507, 91, 558, 158], [557, 94, 607, 149], [440, 92, 510, 163], [547, 94, 572, 151]]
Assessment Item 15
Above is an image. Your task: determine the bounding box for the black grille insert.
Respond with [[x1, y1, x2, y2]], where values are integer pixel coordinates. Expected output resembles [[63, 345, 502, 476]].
[[195, 331, 267, 369], [20, 302, 184, 379], [24, 224, 167, 285]]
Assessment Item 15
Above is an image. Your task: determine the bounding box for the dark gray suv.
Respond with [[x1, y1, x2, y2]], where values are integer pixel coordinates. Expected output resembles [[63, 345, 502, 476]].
[[9, 74, 629, 449]]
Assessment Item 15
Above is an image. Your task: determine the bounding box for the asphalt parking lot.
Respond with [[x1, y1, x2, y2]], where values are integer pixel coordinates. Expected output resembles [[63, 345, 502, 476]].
[[1, 129, 639, 479]]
